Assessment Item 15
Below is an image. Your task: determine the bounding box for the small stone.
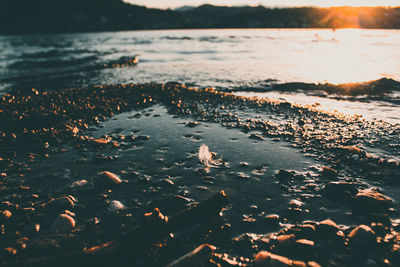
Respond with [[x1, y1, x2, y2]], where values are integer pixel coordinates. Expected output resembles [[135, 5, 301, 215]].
[[255, 251, 306, 267], [320, 166, 337, 177], [1, 210, 12, 220], [134, 135, 150, 142], [307, 262, 322, 267], [98, 171, 122, 185], [149, 195, 191, 215], [348, 225, 377, 247], [2, 247, 17, 257], [44, 196, 75, 212], [92, 138, 110, 145], [290, 199, 304, 207], [276, 234, 296, 247], [51, 214, 76, 233], [249, 134, 264, 141], [264, 214, 280, 224], [317, 219, 339, 236], [158, 178, 175, 187], [294, 239, 315, 253], [108, 200, 125, 212], [275, 170, 294, 183]]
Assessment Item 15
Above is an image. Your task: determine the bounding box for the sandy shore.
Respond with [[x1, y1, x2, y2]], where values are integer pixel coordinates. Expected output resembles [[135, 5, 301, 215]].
[[0, 83, 400, 266]]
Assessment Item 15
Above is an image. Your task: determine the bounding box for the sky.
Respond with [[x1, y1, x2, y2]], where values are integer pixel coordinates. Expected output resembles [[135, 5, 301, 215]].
[[124, 0, 400, 9]]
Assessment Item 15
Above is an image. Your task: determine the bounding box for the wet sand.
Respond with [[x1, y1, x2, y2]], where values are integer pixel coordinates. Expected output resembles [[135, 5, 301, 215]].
[[0, 83, 400, 266]]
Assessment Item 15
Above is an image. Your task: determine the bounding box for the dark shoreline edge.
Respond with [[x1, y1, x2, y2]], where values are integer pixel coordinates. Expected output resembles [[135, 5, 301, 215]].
[[1, 1, 400, 35], [224, 77, 400, 101]]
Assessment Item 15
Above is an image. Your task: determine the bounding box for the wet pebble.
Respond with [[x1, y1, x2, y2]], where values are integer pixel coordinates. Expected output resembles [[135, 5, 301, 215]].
[[51, 214, 76, 233], [108, 200, 126, 212], [254, 251, 307, 267], [98, 171, 122, 185]]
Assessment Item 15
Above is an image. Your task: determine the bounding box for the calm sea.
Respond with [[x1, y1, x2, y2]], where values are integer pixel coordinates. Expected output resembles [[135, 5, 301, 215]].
[[1, 28, 399, 122]]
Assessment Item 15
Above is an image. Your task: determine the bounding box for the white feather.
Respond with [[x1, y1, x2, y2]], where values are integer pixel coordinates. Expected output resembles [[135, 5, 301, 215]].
[[198, 144, 211, 166]]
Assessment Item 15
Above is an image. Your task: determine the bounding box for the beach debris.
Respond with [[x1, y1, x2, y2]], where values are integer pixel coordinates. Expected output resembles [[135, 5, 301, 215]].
[[51, 214, 76, 233], [198, 144, 211, 166], [198, 144, 223, 170], [166, 244, 215, 267]]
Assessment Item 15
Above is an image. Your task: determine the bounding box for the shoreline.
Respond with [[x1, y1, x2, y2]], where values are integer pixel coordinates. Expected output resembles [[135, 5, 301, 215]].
[[0, 83, 399, 266]]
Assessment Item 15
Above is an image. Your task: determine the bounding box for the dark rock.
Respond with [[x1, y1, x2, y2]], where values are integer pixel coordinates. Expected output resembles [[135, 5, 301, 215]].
[[149, 195, 191, 215], [323, 181, 358, 202], [317, 219, 339, 236], [44, 196, 75, 212], [275, 170, 294, 183], [51, 214, 76, 233], [353, 189, 393, 213], [293, 239, 315, 255], [348, 225, 377, 247], [249, 134, 264, 141], [288, 224, 316, 240], [320, 166, 338, 178]]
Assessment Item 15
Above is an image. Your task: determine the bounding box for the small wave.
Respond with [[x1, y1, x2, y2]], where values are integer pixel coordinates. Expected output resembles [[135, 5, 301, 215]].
[[231, 78, 400, 97], [102, 55, 139, 68], [161, 36, 192, 41], [8, 55, 99, 69]]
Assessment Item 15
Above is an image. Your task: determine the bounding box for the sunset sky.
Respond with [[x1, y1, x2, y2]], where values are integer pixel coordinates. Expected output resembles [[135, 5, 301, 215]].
[[124, 0, 400, 9]]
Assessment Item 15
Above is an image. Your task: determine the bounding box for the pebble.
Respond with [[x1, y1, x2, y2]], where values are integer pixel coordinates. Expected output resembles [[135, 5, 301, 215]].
[[254, 251, 306, 267], [158, 178, 175, 187], [51, 214, 76, 233], [320, 166, 337, 177], [108, 200, 126, 212], [98, 171, 122, 185], [1, 210, 12, 220], [44, 196, 75, 212]]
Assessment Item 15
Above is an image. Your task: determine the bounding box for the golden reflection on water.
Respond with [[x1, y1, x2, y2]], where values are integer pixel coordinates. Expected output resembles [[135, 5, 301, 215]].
[[295, 29, 400, 85]]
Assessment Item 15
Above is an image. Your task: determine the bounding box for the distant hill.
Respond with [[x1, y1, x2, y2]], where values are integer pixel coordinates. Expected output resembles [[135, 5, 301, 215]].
[[0, 0, 400, 34], [174, 6, 195, 12]]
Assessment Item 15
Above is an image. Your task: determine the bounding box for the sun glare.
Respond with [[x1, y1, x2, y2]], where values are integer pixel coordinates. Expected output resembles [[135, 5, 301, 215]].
[[299, 0, 400, 8]]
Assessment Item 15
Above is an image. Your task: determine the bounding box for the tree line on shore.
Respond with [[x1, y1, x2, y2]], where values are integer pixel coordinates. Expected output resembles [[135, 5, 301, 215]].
[[1, 0, 400, 34]]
